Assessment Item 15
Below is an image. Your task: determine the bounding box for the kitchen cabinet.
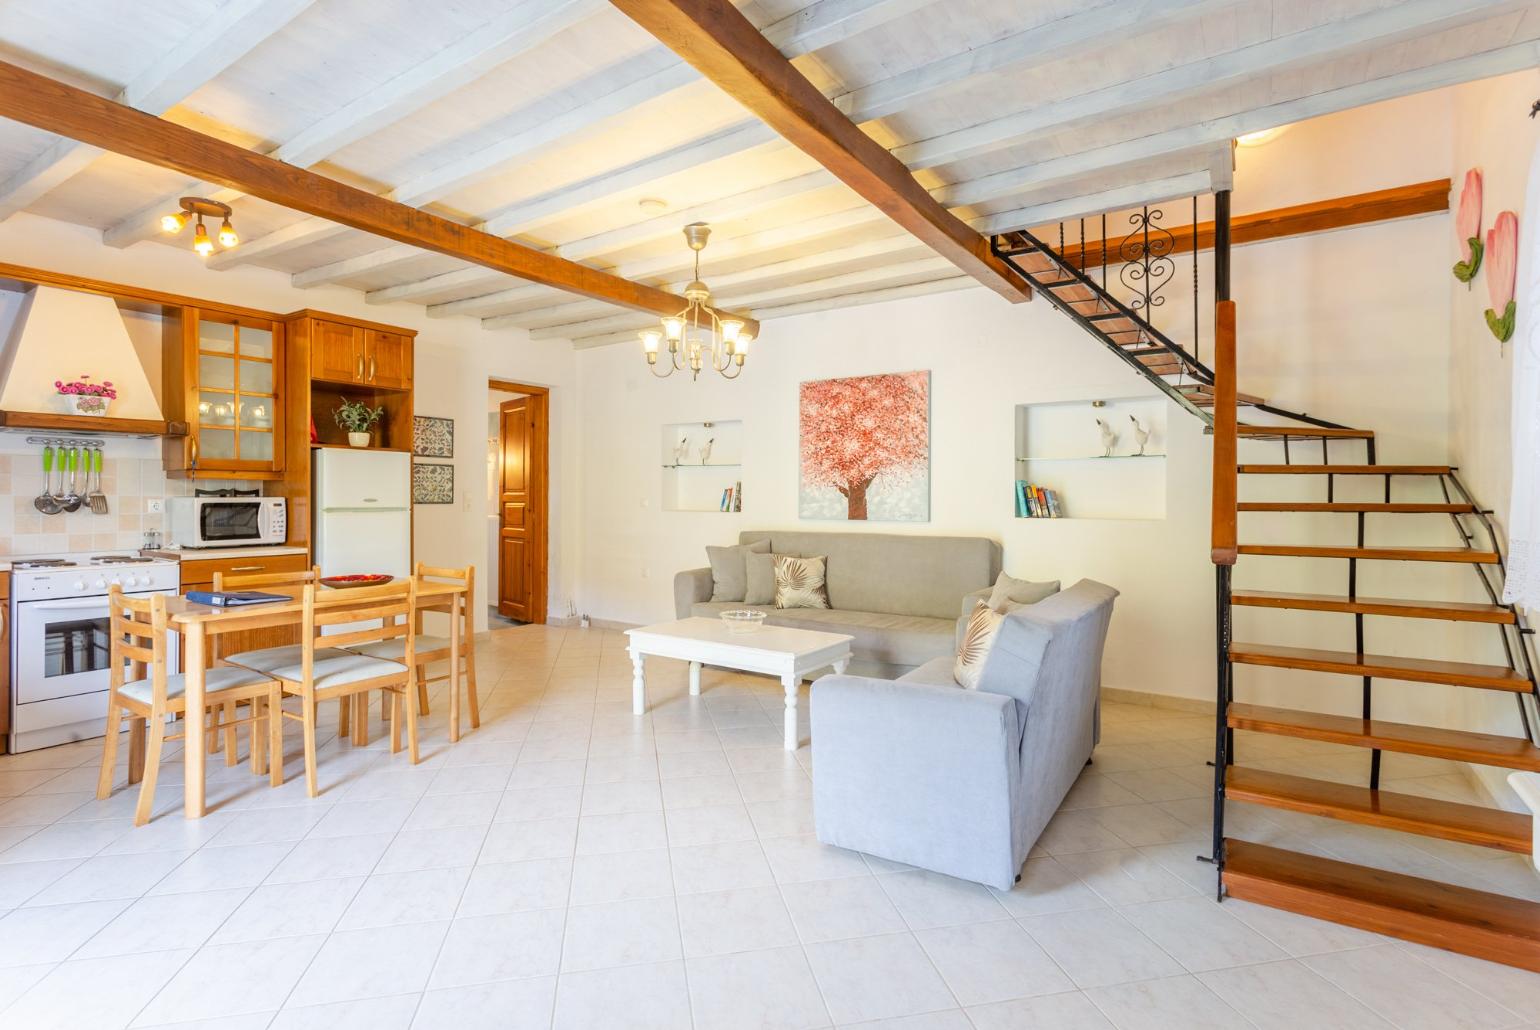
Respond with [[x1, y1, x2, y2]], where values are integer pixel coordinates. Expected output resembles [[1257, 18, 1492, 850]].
[[300, 316, 413, 391], [164, 310, 285, 479]]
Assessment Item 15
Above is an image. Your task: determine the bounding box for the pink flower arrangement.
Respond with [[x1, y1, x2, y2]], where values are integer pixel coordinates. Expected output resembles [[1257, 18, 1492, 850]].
[[1485, 210, 1518, 343], [54, 376, 117, 399], [1453, 168, 1483, 284]]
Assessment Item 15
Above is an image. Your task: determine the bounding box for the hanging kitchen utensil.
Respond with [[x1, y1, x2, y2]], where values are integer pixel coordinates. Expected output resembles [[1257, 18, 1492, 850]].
[[89, 447, 108, 514], [62, 447, 82, 512], [34, 445, 59, 514]]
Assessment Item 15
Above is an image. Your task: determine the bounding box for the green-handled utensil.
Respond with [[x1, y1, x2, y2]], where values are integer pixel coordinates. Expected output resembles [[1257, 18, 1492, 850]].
[[34, 445, 59, 514], [62, 447, 82, 512], [88, 448, 108, 514]]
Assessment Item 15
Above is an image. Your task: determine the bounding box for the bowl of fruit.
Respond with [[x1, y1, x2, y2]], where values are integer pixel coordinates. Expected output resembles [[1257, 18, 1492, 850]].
[[320, 573, 395, 590]]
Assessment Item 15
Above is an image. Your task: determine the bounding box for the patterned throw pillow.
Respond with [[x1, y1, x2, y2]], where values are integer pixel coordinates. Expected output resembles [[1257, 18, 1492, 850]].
[[954, 600, 1005, 689], [773, 554, 830, 609]]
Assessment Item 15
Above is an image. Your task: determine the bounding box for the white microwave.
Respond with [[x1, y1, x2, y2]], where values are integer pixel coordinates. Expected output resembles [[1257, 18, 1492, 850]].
[[167, 496, 287, 548]]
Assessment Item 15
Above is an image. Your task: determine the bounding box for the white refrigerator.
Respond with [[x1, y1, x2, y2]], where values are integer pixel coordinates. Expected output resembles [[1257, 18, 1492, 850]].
[[313, 449, 411, 578]]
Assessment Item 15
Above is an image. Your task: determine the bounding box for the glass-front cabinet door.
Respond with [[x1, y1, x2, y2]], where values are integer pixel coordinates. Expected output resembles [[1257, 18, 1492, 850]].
[[186, 313, 283, 475]]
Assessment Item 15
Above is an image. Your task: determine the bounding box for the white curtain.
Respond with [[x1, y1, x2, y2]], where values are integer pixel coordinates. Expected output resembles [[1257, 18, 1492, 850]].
[[1505, 137, 1540, 607]]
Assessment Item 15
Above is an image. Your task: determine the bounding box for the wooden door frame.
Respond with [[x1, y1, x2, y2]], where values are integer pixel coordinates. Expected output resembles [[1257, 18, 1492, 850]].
[[491, 379, 549, 625]]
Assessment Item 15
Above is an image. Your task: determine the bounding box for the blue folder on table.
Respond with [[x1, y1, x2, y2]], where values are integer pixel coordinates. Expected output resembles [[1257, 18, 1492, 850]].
[[185, 590, 289, 607]]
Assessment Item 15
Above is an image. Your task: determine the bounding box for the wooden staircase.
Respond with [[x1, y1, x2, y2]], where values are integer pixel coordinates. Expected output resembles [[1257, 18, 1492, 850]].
[[1213, 351, 1540, 973], [994, 210, 1540, 971]]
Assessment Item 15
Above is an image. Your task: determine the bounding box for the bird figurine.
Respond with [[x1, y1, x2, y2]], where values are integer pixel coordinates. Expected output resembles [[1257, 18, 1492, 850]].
[[673, 436, 690, 466], [1129, 415, 1150, 456], [1096, 418, 1117, 457], [699, 437, 715, 466]]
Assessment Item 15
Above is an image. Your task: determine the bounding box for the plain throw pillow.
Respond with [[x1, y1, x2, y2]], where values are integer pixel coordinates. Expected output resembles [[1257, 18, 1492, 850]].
[[773, 554, 831, 610], [954, 600, 1006, 689], [987, 572, 1059, 612], [707, 539, 770, 602], [744, 551, 781, 605]]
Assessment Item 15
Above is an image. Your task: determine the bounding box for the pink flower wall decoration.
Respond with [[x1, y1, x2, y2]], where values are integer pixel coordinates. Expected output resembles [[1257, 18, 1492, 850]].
[[799, 371, 929, 521], [1486, 210, 1518, 343], [1453, 168, 1483, 284]]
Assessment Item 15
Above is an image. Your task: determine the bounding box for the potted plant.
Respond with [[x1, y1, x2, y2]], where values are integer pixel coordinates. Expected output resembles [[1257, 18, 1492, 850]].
[[54, 376, 116, 416], [334, 399, 385, 447]]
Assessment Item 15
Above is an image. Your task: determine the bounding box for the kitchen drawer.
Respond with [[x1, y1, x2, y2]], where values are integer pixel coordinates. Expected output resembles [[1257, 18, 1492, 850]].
[[179, 551, 310, 588]]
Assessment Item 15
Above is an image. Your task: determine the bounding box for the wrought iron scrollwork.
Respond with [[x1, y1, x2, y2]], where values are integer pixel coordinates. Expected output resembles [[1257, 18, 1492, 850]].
[[1118, 206, 1176, 324]]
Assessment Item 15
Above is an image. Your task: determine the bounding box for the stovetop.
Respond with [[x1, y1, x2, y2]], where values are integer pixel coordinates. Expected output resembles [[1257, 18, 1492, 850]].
[[7, 551, 181, 601]]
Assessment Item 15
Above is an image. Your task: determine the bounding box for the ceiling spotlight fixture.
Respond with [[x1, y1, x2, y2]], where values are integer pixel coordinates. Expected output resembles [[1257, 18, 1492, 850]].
[[640, 223, 752, 382], [638, 197, 669, 214], [162, 197, 238, 257]]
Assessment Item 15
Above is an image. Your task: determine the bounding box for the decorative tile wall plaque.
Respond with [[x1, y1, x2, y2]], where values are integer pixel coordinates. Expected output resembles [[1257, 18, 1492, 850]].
[[412, 462, 454, 504], [413, 415, 454, 458]]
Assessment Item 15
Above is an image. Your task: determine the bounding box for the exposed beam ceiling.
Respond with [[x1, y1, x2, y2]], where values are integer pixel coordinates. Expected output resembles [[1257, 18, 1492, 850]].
[[0, 59, 756, 331], [258, 0, 931, 286], [103, 0, 604, 249], [607, 0, 1032, 303], [0, 0, 318, 222]]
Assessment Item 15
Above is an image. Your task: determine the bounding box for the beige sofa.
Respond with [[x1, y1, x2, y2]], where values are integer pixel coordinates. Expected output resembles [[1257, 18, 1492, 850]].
[[674, 530, 1002, 679]]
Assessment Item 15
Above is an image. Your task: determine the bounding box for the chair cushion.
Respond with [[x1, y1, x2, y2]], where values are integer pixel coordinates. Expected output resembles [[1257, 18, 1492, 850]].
[[224, 643, 352, 674], [346, 635, 451, 662], [265, 651, 409, 690], [896, 656, 959, 688], [119, 664, 274, 706]]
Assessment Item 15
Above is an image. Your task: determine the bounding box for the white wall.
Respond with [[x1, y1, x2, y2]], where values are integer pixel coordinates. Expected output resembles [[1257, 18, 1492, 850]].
[[0, 214, 578, 632], [1446, 69, 1540, 805]]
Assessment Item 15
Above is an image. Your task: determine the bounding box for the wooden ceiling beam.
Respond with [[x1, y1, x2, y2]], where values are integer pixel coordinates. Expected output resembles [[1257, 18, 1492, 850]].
[[0, 59, 756, 333], [607, 0, 1031, 303]]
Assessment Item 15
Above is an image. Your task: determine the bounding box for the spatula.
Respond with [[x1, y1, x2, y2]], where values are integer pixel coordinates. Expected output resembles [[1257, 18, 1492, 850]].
[[88, 448, 108, 514]]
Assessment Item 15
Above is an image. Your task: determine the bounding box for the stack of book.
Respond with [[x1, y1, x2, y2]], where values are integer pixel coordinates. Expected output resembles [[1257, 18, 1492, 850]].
[[720, 482, 743, 512], [1015, 481, 1061, 518]]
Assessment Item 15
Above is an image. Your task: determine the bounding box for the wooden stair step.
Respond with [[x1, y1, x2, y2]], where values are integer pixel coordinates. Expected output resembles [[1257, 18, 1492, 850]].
[[1229, 642, 1530, 692], [1222, 839, 1540, 971], [1231, 590, 1515, 624], [1238, 464, 1451, 475], [1183, 387, 1265, 407], [1238, 425, 1374, 439], [1237, 502, 1473, 513], [1225, 767, 1530, 854], [1227, 702, 1540, 771], [1239, 543, 1498, 563]]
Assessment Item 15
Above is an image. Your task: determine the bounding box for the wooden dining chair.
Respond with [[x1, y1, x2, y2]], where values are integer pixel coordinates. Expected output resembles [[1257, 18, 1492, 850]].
[[209, 564, 322, 763], [343, 563, 480, 741], [95, 586, 281, 825], [253, 580, 420, 797]]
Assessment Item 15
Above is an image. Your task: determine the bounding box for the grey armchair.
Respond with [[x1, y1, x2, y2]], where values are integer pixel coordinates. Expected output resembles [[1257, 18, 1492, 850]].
[[811, 579, 1118, 889]]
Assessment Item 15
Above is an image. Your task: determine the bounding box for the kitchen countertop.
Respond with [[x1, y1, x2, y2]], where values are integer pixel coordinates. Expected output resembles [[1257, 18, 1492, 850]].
[[148, 546, 310, 561]]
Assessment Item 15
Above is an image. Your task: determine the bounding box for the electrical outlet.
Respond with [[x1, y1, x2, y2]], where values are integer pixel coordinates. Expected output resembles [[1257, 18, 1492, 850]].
[[146, 498, 164, 514]]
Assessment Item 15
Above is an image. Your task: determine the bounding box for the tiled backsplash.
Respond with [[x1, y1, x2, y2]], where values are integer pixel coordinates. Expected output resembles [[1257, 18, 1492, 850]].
[[0, 452, 263, 555]]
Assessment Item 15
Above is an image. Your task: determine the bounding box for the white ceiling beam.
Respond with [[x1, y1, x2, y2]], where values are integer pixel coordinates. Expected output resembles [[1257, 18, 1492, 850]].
[[0, 0, 317, 221], [421, 205, 893, 317], [526, 256, 949, 337], [939, 37, 1540, 210], [896, 0, 1528, 169], [566, 274, 975, 348], [238, 0, 927, 281], [973, 169, 1215, 235], [102, 0, 603, 249], [833, 0, 1232, 124]]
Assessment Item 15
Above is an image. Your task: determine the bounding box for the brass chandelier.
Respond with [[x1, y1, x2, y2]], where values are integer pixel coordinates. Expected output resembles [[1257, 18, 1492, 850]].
[[639, 223, 751, 380], [161, 197, 238, 257]]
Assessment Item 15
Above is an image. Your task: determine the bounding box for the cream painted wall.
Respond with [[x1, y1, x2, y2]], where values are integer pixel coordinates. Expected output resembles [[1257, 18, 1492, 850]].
[[1446, 69, 1540, 806], [0, 214, 578, 632]]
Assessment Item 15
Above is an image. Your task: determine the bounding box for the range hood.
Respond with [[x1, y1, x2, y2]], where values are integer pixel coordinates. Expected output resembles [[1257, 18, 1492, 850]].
[[0, 285, 172, 433]]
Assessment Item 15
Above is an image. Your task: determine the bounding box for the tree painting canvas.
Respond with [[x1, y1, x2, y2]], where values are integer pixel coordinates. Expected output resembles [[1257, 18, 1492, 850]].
[[799, 371, 930, 521]]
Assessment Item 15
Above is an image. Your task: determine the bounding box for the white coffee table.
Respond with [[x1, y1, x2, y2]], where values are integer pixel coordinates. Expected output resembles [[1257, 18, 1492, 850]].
[[626, 617, 854, 750]]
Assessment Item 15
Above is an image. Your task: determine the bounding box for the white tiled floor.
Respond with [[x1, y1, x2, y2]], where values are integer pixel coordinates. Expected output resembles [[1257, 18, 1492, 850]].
[[1, 623, 1538, 1028]]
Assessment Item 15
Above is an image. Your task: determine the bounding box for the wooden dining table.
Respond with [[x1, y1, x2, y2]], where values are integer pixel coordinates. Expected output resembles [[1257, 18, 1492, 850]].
[[163, 576, 470, 819]]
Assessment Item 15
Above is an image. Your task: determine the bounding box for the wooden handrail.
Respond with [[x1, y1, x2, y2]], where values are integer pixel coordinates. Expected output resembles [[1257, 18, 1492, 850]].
[[1211, 300, 1238, 566]]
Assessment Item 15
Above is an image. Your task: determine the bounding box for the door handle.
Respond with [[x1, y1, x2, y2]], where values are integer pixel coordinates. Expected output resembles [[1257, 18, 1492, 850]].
[[356, 355, 365, 380], [368, 357, 376, 382], [190, 440, 198, 467], [229, 565, 263, 572]]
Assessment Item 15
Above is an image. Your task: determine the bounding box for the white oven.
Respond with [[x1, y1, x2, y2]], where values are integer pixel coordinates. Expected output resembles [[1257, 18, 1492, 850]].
[[9, 556, 181, 753]]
